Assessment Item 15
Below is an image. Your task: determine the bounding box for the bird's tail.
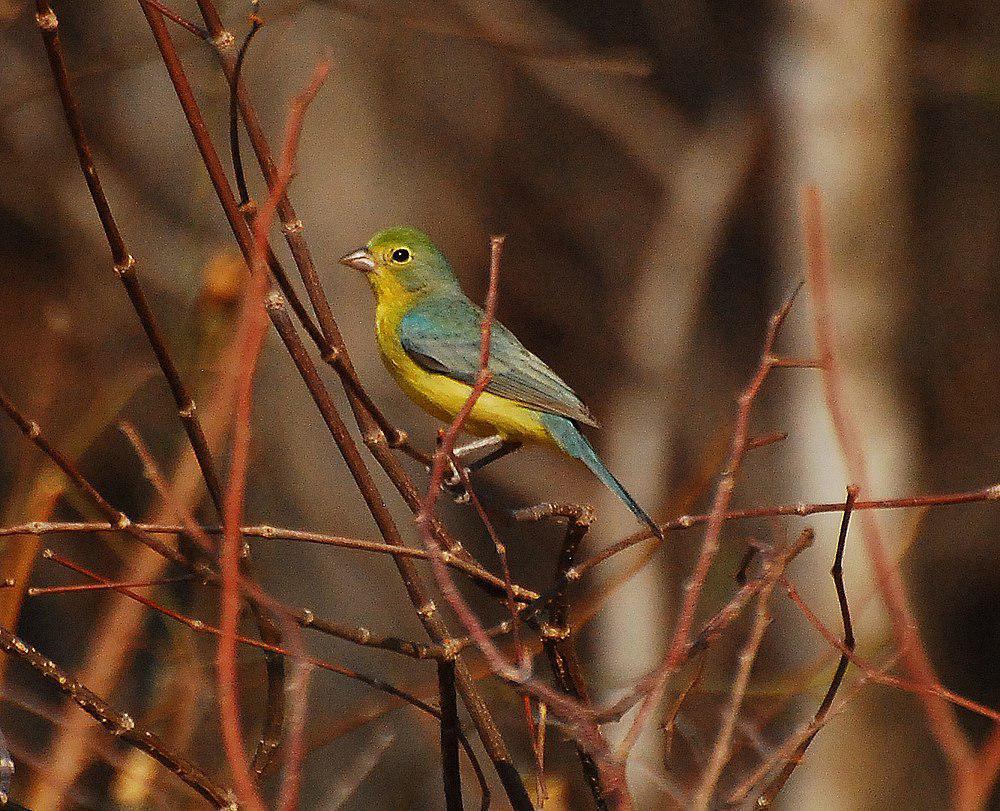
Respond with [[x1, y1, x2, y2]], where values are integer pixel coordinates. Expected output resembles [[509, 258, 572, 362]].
[[541, 414, 663, 539]]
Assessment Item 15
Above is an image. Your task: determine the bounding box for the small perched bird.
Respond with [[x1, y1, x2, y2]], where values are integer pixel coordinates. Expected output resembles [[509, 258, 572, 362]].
[[340, 227, 662, 538]]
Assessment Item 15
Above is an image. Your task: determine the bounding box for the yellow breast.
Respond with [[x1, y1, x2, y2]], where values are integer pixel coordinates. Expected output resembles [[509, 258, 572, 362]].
[[374, 299, 555, 446]]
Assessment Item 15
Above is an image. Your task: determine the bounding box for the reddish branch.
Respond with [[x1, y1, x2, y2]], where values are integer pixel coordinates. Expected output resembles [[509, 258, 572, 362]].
[[614, 284, 808, 756], [215, 61, 328, 810], [137, 5, 532, 802], [16, 2, 1000, 804], [802, 187, 974, 774], [517, 503, 624, 810], [416, 236, 514, 675], [412, 243, 634, 807], [33, 0, 223, 516], [576, 483, 998, 577], [37, 549, 486, 756], [0, 519, 537, 602], [693, 533, 788, 808]]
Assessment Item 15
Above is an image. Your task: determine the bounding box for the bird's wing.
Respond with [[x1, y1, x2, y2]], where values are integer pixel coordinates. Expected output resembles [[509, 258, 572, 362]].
[[399, 295, 599, 426]]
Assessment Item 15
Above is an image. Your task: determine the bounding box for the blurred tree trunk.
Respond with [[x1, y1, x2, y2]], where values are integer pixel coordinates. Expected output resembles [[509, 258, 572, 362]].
[[768, 0, 928, 805]]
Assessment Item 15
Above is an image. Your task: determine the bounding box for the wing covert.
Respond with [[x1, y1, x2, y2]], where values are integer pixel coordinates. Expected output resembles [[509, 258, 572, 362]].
[[399, 296, 598, 426]]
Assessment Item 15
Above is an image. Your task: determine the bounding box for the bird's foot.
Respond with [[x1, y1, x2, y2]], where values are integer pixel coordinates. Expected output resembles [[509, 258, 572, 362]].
[[424, 456, 472, 504], [443, 458, 472, 504]]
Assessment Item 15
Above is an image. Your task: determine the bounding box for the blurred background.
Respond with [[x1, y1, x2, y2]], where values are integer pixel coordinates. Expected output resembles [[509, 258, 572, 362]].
[[0, 0, 997, 807]]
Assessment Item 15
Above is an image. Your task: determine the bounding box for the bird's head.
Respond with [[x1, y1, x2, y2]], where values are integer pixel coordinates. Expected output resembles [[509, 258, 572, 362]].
[[339, 226, 458, 302]]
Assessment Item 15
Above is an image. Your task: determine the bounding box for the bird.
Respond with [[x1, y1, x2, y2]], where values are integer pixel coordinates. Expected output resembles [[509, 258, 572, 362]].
[[339, 226, 662, 539]]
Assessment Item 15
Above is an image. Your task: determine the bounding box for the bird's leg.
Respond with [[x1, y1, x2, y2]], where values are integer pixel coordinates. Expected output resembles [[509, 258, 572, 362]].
[[467, 440, 522, 473], [451, 434, 506, 460], [434, 435, 515, 504]]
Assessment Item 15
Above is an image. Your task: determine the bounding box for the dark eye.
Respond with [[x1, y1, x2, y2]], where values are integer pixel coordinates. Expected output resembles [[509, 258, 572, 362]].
[[391, 247, 411, 263]]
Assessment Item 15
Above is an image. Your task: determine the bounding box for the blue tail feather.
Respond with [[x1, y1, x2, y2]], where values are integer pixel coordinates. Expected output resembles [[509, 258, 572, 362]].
[[541, 414, 662, 539]]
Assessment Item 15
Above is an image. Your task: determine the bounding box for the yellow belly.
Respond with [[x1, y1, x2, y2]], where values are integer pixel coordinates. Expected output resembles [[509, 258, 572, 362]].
[[375, 301, 556, 446]]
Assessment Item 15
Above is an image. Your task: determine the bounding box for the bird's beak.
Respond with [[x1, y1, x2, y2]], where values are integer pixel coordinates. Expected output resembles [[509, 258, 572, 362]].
[[339, 247, 376, 273]]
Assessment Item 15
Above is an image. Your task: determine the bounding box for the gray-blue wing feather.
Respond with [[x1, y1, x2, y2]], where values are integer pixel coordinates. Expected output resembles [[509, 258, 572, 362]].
[[399, 295, 598, 426]]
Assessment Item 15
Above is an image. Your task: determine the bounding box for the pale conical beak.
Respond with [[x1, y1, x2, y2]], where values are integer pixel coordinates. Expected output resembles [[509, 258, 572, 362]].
[[339, 247, 375, 272]]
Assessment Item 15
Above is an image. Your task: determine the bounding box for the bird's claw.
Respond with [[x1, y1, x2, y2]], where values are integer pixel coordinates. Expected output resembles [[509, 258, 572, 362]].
[[442, 458, 471, 504], [424, 448, 473, 503]]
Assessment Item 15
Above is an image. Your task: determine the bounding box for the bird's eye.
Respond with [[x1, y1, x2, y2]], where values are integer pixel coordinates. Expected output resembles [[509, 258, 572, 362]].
[[391, 247, 411, 263]]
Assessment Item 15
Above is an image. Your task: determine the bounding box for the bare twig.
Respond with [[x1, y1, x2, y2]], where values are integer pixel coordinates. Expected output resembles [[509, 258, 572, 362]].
[[38, 549, 484, 754], [0, 519, 538, 602], [33, 0, 224, 516], [692, 541, 786, 808], [276, 656, 312, 811], [758, 486, 858, 805], [27, 575, 195, 597], [136, 7, 531, 796], [570, 483, 1000, 579], [215, 59, 328, 809], [0, 623, 235, 808], [438, 660, 464, 811], [781, 576, 1000, 725], [517, 504, 620, 810], [614, 284, 806, 755], [802, 186, 973, 773]]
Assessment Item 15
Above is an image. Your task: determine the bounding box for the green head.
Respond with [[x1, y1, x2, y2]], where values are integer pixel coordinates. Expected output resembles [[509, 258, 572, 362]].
[[339, 226, 459, 301]]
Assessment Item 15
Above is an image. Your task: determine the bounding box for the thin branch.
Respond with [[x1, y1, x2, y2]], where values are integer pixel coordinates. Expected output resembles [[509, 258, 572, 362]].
[[693, 544, 784, 809], [802, 186, 972, 770], [780, 576, 1000, 723], [758, 486, 858, 805], [0, 623, 235, 808], [216, 59, 328, 810], [276, 656, 312, 811], [570, 483, 1000, 579], [438, 660, 464, 811], [517, 504, 621, 810], [615, 284, 805, 756], [145, 0, 210, 39], [27, 575, 195, 597], [0, 519, 539, 602], [229, 13, 263, 209], [33, 0, 224, 516], [726, 654, 900, 806]]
